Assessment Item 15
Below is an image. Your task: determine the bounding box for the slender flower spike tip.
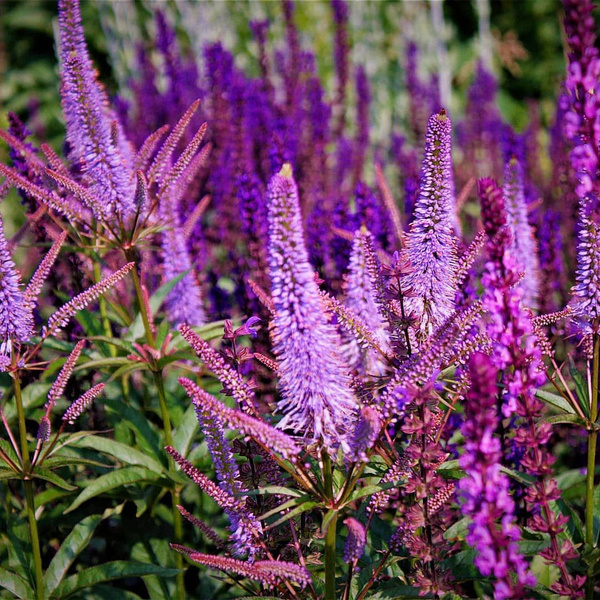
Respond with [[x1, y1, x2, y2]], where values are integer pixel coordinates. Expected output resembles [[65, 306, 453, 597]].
[[62, 383, 105, 425], [502, 156, 540, 309], [343, 227, 391, 376], [266, 164, 357, 451], [403, 110, 458, 337], [0, 214, 33, 351], [57, 0, 135, 220]]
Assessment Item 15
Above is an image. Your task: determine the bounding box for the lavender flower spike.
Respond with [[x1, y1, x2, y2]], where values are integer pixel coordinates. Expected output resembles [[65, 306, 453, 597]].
[[502, 156, 540, 308], [343, 227, 391, 376], [267, 164, 357, 451], [403, 110, 458, 337], [0, 214, 33, 350], [58, 0, 135, 220]]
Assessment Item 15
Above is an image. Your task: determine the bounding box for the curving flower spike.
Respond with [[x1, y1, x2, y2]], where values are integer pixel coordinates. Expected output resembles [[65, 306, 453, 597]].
[[46, 340, 85, 412], [458, 352, 535, 599], [43, 263, 135, 339], [165, 445, 261, 558], [402, 110, 459, 337], [179, 324, 255, 412], [266, 164, 357, 452], [160, 203, 206, 328], [171, 550, 310, 588], [62, 383, 104, 425], [25, 231, 68, 311], [180, 377, 300, 462], [0, 214, 33, 350], [348, 405, 382, 463]]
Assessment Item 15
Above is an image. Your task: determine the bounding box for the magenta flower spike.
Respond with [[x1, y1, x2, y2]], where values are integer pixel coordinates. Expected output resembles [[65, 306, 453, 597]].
[[58, 0, 135, 220], [0, 215, 33, 352], [458, 353, 535, 599], [403, 110, 458, 337], [266, 164, 357, 452]]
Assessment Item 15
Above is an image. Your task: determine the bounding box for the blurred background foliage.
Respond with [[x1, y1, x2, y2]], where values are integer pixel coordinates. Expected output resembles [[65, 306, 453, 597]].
[[0, 0, 589, 153]]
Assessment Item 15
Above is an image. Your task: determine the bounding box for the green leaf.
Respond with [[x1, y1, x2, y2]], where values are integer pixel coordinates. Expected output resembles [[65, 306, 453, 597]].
[[69, 435, 166, 475], [76, 356, 136, 371], [102, 399, 164, 466], [437, 459, 466, 480], [264, 500, 319, 530], [171, 402, 199, 457], [86, 336, 134, 353], [238, 486, 304, 498], [33, 466, 77, 491], [499, 466, 534, 486], [0, 567, 33, 599], [541, 413, 588, 427], [3, 383, 52, 422], [0, 438, 20, 467], [0, 468, 20, 481], [343, 481, 401, 504], [107, 362, 149, 382], [42, 455, 112, 469], [44, 514, 103, 596], [259, 494, 312, 521], [125, 272, 187, 341], [535, 389, 576, 415], [53, 561, 179, 598], [443, 517, 469, 541], [569, 356, 589, 416], [65, 467, 161, 513]]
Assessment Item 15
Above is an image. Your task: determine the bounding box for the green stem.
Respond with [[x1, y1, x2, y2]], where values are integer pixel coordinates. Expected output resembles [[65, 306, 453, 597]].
[[324, 511, 338, 600], [127, 257, 155, 348], [14, 375, 44, 600], [322, 451, 337, 600], [128, 259, 185, 599], [586, 331, 600, 599]]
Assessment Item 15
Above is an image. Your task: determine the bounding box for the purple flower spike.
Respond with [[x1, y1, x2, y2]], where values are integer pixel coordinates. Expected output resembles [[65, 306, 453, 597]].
[[343, 517, 366, 563], [0, 215, 33, 351], [267, 164, 357, 452], [458, 353, 535, 599], [403, 110, 458, 337]]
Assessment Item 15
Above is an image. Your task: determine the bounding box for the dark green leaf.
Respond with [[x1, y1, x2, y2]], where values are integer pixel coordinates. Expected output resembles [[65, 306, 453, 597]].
[[264, 501, 319, 530], [541, 413, 588, 427], [44, 514, 103, 596], [69, 436, 166, 475], [53, 561, 179, 598], [171, 402, 199, 457], [33, 466, 77, 491], [569, 356, 589, 417], [65, 467, 161, 513]]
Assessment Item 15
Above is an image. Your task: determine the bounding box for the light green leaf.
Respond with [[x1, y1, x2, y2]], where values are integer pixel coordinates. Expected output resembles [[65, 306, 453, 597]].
[[171, 402, 199, 457], [0, 567, 33, 599], [535, 389, 576, 415]]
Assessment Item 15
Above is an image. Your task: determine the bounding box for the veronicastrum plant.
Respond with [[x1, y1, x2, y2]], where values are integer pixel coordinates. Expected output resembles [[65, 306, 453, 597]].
[[1, 0, 600, 598]]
